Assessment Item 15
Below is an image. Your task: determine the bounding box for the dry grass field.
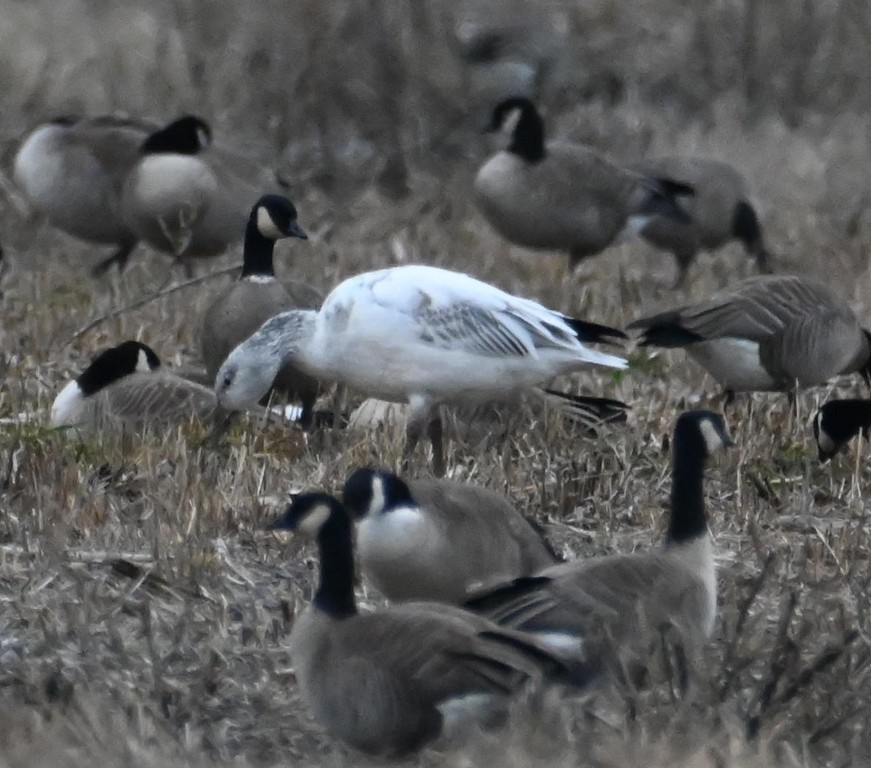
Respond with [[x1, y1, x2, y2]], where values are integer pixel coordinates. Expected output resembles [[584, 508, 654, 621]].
[[2, 1, 871, 765]]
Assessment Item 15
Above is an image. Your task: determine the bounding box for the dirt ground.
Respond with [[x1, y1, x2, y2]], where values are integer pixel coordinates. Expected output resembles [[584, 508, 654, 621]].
[[2, 1, 871, 766]]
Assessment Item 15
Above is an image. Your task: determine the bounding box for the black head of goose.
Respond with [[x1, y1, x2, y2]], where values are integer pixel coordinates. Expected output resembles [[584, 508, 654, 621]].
[[270, 491, 579, 756], [465, 410, 733, 683], [474, 97, 693, 267], [200, 194, 320, 426], [628, 274, 871, 400], [813, 399, 871, 461], [340, 468, 558, 604], [50, 340, 216, 431]]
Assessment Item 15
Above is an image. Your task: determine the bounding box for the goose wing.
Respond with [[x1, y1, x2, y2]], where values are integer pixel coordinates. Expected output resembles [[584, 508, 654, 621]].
[[630, 275, 849, 345], [104, 372, 217, 423]]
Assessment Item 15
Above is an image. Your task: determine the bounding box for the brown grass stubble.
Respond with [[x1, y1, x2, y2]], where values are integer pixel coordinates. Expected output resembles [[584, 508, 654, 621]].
[[3, 1, 871, 765]]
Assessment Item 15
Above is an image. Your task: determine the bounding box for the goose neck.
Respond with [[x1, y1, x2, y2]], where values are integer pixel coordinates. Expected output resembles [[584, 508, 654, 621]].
[[667, 436, 708, 544], [313, 511, 358, 620], [241, 220, 276, 278], [510, 109, 546, 163]]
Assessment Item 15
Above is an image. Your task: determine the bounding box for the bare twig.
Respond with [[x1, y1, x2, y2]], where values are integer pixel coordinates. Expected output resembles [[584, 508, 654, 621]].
[[69, 264, 241, 342]]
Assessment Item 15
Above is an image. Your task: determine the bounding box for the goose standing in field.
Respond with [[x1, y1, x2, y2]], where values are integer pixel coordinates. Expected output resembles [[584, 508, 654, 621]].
[[813, 399, 871, 461], [215, 264, 628, 475], [338, 468, 558, 603], [50, 340, 219, 432], [465, 410, 733, 684], [270, 491, 578, 756], [121, 116, 284, 265], [474, 98, 693, 268], [200, 194, 322, 427], [632, 156, 771, 285], [13, 114, 156, 274], [627, 275, 871, 402]]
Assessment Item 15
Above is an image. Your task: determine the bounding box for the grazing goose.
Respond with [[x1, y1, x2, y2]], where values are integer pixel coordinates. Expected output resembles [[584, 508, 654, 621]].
[[214, 264, 628, 475], [632, 156, 770, 284], [13, 115, 156, 274], [466, 410, 732, 683], [270, 491, 577, 756], [628, 275, 871, 401], [340, 468, 558, 603], [200, 194, 321, 427], [121, 116, 282, 263], [474, 98, 693, 267], [813, 399, 871, 461], [51, 340, 218, 432]]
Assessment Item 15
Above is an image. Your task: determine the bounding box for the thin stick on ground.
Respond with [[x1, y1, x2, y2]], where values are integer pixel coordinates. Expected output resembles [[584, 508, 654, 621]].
[[69, 264, 242, 342]]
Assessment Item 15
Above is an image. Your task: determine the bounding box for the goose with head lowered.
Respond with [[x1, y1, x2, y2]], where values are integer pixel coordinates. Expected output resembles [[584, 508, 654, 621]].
[[465, 411, 733, 684], [627, 274, 871, 403], [341, 468, 559, 604], [200, 194, 322, 427], [214, 263, 628, 475], [121, 116, 285, 265], [13, 114, 157, 274], [813, 399, 871, 462], [270, 492, 579, 756], [631, 155, 771, 286], [50, 340, 218, 432], [474, 97, 693, 268]]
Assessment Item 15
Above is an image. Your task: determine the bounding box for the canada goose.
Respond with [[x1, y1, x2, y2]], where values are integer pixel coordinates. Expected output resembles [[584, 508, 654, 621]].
[[13, 114, 157, 274], [632, 156, 770, 284], [466, 410, 733, 682], [50, 340, 219, 432], [627, 275, 871, 401], [813, 399, 871, 461], [214, 264, 628, 475], [474, 98, 693, 268], [121, 116, 282, 262], [270, 491, 578, 756], [340, 468, 558, 603], [200, 194, 322, 427]]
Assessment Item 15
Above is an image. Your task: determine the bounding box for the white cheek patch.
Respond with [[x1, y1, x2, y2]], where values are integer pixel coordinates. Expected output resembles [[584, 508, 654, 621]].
[[256, 207, 286, 239], [369, 476, 387, 516], [196, 126, 211, 148], [815, 417, 837, 454], [699, 418, 727, 454], [50, 381, 85, 427], [136, 349, 153, 373], [299, 503, 332, 536], [501, 107, 522, 137]]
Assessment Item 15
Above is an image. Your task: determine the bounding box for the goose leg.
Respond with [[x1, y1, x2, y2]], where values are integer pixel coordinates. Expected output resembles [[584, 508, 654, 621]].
[[428, 414, 446, 477], [404, 397, 444, 475], [91, 241, 137, 276]]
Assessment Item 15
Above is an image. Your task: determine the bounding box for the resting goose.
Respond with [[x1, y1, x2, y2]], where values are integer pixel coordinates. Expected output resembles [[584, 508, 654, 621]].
[[215, 264, 627, 475], [340, 468, 558, 603], [271, 492, 578, 756]]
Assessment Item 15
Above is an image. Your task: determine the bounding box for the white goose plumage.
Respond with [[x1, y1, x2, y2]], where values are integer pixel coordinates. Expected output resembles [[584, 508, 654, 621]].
[[216, 264, 627, 473]]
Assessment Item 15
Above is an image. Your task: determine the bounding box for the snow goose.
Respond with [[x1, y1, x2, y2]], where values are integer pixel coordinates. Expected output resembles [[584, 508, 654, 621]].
[[215, 264, 628, 474]]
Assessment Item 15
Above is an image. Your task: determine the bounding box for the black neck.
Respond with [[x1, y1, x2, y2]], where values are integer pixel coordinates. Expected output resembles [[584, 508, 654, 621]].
[[313, 512, 357, 620], [510, 108, 546, 163], [240, 218, 277, 278], [667, 431, 708, 543]]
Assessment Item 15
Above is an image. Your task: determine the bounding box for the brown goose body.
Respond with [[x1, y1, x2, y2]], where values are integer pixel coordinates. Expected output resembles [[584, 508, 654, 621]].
[[344, 470, 559, 604], [632, 156, 769, 278], [629, 275, 871, 392]]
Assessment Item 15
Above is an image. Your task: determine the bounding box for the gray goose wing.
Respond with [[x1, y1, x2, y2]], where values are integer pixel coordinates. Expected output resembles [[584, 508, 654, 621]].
[[104, 372, 217, 424]]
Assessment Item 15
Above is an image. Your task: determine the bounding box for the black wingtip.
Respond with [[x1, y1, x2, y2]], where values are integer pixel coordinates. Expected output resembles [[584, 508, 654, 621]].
[[627, 310, 703, 348], [564, 317, 627, 346]]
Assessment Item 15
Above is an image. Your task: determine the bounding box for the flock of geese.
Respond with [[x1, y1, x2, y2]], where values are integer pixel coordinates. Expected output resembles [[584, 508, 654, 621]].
[[11, 94, 871, 756]]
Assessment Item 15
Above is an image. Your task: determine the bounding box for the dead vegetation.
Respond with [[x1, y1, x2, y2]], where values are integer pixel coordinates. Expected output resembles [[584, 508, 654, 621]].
[[2, 0, 871, 765]]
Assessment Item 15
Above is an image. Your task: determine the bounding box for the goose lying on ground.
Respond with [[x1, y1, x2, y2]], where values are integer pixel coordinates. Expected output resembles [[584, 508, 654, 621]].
[[466, 411, 732, 686], [215, 264, 628, 475], [474, 97, 693, 268], [628, 275, 871, 403], [338, 468, 559, 603], [270, 491, 579, 756]]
